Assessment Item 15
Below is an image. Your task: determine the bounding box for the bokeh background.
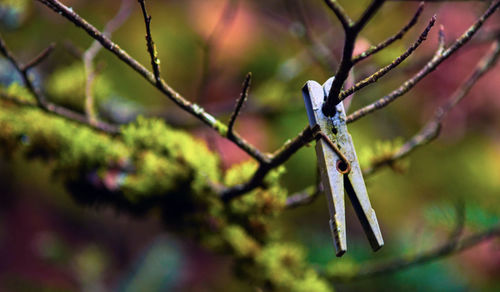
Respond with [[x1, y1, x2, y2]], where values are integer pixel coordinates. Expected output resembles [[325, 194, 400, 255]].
[[1, 0, 500, 291]]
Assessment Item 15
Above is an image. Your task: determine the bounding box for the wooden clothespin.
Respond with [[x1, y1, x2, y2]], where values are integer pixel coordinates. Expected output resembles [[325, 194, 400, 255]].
[[302, 77, 384, 257]]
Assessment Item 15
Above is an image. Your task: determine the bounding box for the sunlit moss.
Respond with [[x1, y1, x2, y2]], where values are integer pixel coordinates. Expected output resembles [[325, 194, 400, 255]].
[[225, 161, 287, 238], [0, 90, 334, 291], [121, 116, 221, 195], [0, 100, 221, 206], [222, 225, 260, 258], [3, 82, 34, 103], [256, 243, 332, 292]]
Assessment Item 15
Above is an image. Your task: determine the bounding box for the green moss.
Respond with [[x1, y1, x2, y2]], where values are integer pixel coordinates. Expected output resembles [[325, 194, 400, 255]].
[[3, 83, 35, 103], [121, 151, 188, 202], [0, 100, 221, 206], [222, 225, 260, 258], [224, 160, 258, 186], [256, 243, 332, 292], [0, 90, 333, 291], [121, 116, 221, 195], [225, 162, 287, 238], [214, 120, 228, 137]]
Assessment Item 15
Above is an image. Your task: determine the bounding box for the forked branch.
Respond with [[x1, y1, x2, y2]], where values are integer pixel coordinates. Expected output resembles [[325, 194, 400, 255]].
[[347, 0, 500, 124], [341, 15, 436, 100], [352, 2, 424, 64], [363, 39, 500, 176], [0, 35, 119, 133], [323, 0, 385, 116]]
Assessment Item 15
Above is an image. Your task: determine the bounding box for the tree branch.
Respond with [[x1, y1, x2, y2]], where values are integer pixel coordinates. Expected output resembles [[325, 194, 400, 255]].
[[221, 125, 317, 201], [323, 0, 385, 116], [340, 15, 435, 100], [84, 0, 132, 123], [228, 73, 252, 137], [285, 186, 322, 208], [329, 224, 500, 281], [37, 0, 268, 163], [352, 2, 424, 65], [21, 43, 56, 71], [363, 39, 500, 176], [138, 0, 161, 84], [0, 35, 119, 134], [347, 0, 500, 124], [323, 0, 354, 30]]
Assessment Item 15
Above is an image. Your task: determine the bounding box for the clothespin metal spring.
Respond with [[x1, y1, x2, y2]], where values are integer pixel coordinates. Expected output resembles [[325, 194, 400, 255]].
[[311, 124, 351, 174]]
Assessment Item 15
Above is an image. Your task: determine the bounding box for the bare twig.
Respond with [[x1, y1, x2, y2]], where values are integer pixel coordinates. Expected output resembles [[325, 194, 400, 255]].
[[324, 0, 354, 31], [228, 73, 252, 137], [340, 16, 436, 100], [0, 35, 120, 134], [329, 224, 500, 281], [347, 0, 500, 124], [352, 2, 424, 64], [286, 164, 322, 209], [37, 0, 267, 163], [286, 184, 322, 209], [21, 43, 56, 71], [323, 0, 385, 116], [138, 0, 161, 84], [83, 0, 132, 123], [217, 1, 499, 200], [363, 40, 500, 176], [221, 125, 317, 201], [32, 0, 500, 203]]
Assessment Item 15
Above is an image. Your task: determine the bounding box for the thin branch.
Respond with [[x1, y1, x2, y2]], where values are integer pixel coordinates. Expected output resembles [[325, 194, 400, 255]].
[[340, 16, 435, 100], [352, 2, 424, 64], [437, 24, 446, 54], [228, 73, 252, 137], [34, 0, 500, 202], [323, 0, 385, 116], [221, 1, 499, 200], [329, 224, 500, 281], [83, 0, 132, 123], [221, 125, 317, 201], [363, 40, 500, 176], [347, 0, 500, 124], [37, 0, 267, 163], [354, 0, 385, 32], [286, 164, 322, 209], [286, 185, 322, 208], [138, 0, 161, 83], [0, 35, 119, 134], [323, 0, 354, 30], [21, 43, 56, 71]]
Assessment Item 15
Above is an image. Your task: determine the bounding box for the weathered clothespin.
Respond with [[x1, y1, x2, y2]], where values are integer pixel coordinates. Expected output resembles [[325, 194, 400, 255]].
[[302, 77, 384, 257]]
